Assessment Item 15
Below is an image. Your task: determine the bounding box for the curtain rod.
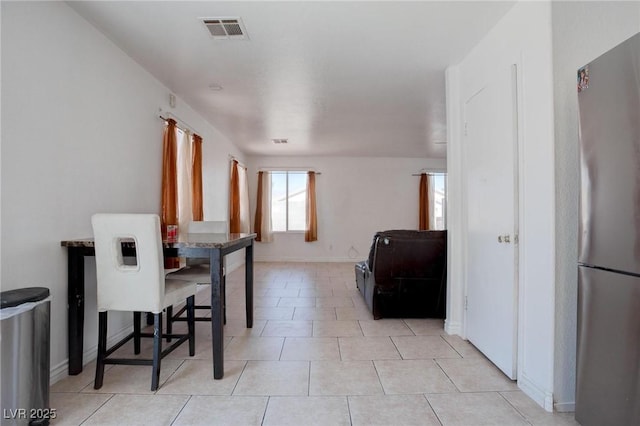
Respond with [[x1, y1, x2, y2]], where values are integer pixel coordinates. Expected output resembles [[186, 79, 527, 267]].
[[229, 155, 247, 169], [159, 114, 198, 136], [257, 169, 321, 175], [412, 170, 446, 176]]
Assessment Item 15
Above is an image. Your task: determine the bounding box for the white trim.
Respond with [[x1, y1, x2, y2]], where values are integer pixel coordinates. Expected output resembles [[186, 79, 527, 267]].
[[514, 52, 529, 403], [518, 372, 554, 412], [444, 319, 463, 336], [445, 64, 466, 338], [49, 360, 72, 386], [553, 401, 576, 413], [510, 55, 526, 387]]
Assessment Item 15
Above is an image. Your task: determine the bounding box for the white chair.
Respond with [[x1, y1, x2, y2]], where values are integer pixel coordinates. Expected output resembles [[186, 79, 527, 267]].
[[166, 221, 227, 325], [91, 213, 197, 391]]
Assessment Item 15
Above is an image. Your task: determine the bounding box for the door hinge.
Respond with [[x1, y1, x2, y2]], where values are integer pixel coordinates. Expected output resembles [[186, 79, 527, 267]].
[[464, 122, 468, 136], [464, 296, 468, 310]]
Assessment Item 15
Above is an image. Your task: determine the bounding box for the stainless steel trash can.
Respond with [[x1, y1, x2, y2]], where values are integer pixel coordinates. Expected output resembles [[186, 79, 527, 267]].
[[1, 288, 51, 426]]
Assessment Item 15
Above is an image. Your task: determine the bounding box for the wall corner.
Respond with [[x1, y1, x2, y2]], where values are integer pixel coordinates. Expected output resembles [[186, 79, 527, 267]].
[[445, 64, 465, 337]]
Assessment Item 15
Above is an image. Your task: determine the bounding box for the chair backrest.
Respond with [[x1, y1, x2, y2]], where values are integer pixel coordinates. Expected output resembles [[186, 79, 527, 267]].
[[371, 230, 447, 283], [92, 214, 165, 313], [188, 221, 227, 234]]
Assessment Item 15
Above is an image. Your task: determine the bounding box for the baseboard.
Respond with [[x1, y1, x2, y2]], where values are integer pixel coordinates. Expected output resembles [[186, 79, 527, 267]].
[[553, 401, 575, 413], [49, 324, 133, 385], [254, 256, 358, 263], [444, 319, 462, 335], [49, 360, 72, 385], [518, 373, 554, 412]]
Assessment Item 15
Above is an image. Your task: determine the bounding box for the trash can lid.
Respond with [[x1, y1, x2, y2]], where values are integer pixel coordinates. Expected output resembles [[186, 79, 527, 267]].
[[0, 287, 50, 309]]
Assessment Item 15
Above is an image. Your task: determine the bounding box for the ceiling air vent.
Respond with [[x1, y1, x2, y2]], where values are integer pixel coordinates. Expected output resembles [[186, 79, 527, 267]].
[[202, 17, 248, 40], [272, 139, 288, 144]]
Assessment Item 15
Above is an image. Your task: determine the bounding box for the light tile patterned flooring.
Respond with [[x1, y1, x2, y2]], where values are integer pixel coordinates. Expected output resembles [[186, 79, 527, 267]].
[[50, 262, 579, 425]]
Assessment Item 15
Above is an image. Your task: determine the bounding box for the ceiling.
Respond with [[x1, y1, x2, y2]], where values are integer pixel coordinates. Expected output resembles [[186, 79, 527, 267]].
[[69, 1, 515, 158]]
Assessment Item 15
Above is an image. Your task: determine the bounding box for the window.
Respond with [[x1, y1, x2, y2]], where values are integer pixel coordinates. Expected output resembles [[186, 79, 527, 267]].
[[432, 173, 447, 230], [271, 171, 307, 232]]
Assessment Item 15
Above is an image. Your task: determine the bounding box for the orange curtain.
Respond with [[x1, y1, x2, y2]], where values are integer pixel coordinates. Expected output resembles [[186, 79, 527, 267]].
[[161, 119, 178, 238], [229, 160, 241, 233], [161, 119, 179, 268], [419, 173, 430, 230], [191, 134, 203, 221], [305, 171, 318, 242], [254, 171, 264, 241]]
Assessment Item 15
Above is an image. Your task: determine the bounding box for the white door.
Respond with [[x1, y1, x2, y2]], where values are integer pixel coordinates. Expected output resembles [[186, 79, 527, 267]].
[[464, 64, 519, 379]]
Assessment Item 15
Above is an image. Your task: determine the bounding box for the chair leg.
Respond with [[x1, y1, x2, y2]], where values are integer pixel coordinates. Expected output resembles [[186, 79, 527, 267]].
[[94, 311, 108, 389], [165, 306, 173, 342], [133, 311, 141, 354], [151, 312, 162, 391], [186, 296, 195, 356]]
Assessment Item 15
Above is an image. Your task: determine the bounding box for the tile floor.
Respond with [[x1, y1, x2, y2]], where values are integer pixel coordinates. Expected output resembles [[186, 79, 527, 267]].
[[50, 262, 579, 425]]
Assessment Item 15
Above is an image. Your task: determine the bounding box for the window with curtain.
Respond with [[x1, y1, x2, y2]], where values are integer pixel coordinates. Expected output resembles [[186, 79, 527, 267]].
[[420, 172, 447, 230], [270, 171, 308, 232]]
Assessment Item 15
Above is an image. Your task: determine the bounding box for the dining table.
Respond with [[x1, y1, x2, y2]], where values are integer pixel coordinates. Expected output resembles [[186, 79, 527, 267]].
[[61, 232, 256, 379]]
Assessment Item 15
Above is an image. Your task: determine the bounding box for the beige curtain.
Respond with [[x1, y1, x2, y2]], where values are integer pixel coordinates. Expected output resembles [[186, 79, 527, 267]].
[[254, 171, 273, 242], [177, 130, 192, 239], [239, 164, 250, 233], [419, 173, 430, 230], [305, 171, 318, 242], [229, 160, 241, 233], [191, 134, 203, 221], [161, 119, 179, 268]]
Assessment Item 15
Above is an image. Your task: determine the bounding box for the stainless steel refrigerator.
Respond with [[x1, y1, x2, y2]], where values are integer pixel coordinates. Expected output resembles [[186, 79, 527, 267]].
[[576, 32, 640, 426]]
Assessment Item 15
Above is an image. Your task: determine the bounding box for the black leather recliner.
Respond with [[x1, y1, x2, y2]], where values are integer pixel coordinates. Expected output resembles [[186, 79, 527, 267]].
[[355, 230, 447, 320]]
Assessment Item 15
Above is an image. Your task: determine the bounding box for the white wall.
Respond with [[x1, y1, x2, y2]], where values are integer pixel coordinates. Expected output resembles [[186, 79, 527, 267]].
[[551, 1, 640, 411], [1, 1, 244, 382], [245, 156, 445, 262], [447, 1, 556, 410]]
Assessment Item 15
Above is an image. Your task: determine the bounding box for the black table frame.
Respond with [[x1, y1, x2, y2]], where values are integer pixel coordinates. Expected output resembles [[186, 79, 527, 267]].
[[63, 235, 255, 379]]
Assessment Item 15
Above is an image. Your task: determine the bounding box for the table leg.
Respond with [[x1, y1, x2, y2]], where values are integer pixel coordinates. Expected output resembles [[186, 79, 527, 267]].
[[67, 247, 85, 375], [245, 242, 254, 328], [210, 249, 224, 379]]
